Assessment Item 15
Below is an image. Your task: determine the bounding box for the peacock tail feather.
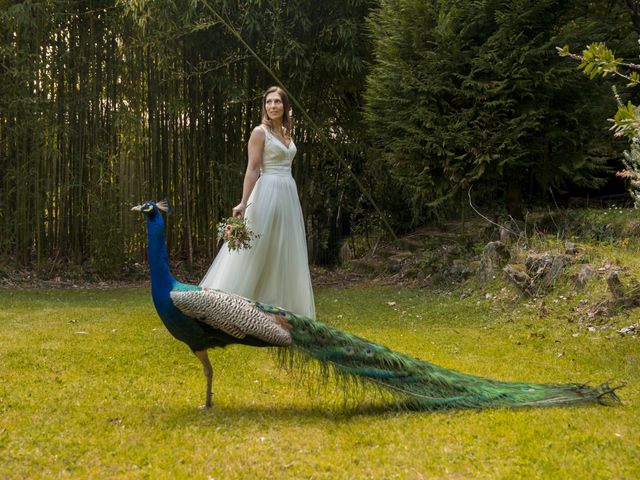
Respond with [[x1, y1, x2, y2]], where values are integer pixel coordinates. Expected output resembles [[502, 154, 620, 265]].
[[255, 302, 620, 410]]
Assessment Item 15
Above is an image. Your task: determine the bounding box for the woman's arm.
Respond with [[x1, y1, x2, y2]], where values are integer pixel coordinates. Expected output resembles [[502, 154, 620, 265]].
[[232, 126, 265, 218]]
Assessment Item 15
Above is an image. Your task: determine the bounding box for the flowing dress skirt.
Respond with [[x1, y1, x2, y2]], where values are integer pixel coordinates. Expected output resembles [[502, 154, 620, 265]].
[[200, 172, 316, 319]]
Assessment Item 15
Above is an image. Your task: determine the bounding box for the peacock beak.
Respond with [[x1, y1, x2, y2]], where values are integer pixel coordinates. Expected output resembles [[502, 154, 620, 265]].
[[131, 205, 143, 212]]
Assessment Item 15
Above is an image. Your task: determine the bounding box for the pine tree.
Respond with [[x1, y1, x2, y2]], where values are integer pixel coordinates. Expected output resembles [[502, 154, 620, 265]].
[[365, 0, 635, 221]]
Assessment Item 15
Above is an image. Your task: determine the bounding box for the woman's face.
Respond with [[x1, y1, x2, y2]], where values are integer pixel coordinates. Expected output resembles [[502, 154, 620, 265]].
[[265, 92, 284, 121]]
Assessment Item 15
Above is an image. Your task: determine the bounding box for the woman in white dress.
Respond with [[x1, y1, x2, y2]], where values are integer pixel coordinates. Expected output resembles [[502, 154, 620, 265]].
[[200, 86, 316, 318]]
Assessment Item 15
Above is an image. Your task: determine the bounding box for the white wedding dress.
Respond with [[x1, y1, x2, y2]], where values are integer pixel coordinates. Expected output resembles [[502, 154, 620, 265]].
[[200, 125, 316, 318]]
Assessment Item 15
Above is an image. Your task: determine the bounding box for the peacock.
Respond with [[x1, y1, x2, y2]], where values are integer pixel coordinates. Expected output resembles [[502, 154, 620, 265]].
[[133, 200, 620, 410]]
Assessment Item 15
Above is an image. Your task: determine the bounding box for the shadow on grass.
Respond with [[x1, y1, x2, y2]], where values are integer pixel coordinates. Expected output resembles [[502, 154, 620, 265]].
[[145, 395, 623, 430], [150, 399, 462, 427]]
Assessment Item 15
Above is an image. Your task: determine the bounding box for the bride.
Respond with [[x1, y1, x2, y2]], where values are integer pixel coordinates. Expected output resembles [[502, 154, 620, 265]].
[[200, 86, 316, 319]]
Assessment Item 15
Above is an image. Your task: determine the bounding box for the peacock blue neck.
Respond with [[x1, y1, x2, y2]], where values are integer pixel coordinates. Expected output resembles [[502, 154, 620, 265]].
[[146, 210, 175, 307], [144, 208, 209, 351]]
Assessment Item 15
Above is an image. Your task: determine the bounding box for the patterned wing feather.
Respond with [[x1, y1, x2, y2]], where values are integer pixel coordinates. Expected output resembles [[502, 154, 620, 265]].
[[170, 289, 292, 346]]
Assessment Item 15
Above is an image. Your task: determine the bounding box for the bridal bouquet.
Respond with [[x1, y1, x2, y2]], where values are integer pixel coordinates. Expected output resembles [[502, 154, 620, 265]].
[[217, 216, 259, 251]]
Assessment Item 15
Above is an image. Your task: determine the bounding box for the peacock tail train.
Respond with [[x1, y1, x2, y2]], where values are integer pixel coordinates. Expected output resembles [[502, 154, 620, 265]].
[[256, 303, 620, 410]]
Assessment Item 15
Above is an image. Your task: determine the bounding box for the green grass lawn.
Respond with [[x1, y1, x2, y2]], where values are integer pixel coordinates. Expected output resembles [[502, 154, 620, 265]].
[[0, 284, 637, 479]]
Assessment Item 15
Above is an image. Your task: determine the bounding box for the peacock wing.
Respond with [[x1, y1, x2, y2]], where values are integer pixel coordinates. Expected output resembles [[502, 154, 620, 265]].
[[170, 289, 292, 346]]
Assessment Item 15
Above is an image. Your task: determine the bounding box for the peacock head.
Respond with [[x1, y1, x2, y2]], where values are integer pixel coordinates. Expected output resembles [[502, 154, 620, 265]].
[[131, 200, 172, 217]]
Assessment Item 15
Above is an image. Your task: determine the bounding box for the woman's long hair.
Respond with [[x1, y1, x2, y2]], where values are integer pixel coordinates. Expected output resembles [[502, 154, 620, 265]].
[[261, 86, 292, 138]]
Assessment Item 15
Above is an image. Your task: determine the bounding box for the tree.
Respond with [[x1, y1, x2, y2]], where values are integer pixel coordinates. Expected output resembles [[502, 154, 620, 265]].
[[0, 0, 377, 274], [365, 0, 635, 222]]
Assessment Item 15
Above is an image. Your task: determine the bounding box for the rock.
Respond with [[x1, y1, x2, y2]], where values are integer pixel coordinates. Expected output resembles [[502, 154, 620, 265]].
[[607, 272, 640, 308], [565, 242, 578, 255], [607, 271, 626, 300], [480, 241, 510, 280], [543, 254, 572, 285], [503, 264, 534, 295], [524, 252, 572, 286], [572, 265, 594, 290], [450, 259, 473, 280], [387, 251, 413, 273], [525, 252, 554, 277], [618, 325, 638, 335], [499, 226, 515, 245]]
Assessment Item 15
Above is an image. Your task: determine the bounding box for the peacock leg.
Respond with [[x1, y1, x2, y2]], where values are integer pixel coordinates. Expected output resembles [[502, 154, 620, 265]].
[[194, 350, 213, 409]]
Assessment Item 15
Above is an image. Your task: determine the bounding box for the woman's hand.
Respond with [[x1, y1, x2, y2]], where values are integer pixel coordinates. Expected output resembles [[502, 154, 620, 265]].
[[232, 202, 246, 218]]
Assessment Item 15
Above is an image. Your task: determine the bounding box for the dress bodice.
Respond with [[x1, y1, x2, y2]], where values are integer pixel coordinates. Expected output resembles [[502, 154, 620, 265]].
[[259, 125, 296, 176]]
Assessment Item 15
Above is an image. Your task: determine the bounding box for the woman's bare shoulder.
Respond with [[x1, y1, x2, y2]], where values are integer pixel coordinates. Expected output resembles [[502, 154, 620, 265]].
[[251, 125, 267, 137], [248, 125, 266, 147]]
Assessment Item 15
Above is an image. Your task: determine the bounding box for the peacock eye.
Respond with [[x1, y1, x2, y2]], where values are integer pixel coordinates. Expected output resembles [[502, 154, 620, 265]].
[[142, 204, 154, 213]]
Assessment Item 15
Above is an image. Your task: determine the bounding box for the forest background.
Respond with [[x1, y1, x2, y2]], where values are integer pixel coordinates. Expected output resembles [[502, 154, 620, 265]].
[[1, 0, 638, 278]]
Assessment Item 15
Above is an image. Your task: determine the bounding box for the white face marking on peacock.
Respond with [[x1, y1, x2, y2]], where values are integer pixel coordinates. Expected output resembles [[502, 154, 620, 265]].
[[141, 202, 154, 213]]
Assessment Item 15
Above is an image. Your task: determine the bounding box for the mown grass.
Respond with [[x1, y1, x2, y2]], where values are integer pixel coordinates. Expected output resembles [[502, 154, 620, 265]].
[[0, 282, 638, 479]]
